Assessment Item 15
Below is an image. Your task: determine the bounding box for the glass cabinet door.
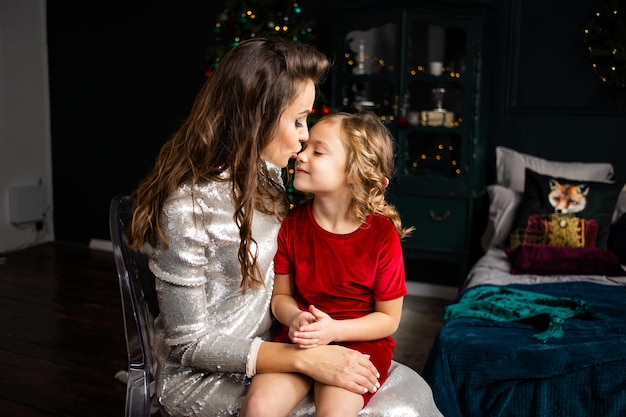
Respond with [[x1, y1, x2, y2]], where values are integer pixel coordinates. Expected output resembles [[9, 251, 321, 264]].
[[340, 22, 399, 121], [402, 19, 468, 181]]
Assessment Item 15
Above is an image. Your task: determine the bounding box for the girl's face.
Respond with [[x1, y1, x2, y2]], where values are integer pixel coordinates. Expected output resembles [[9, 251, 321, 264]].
[[263, 79, 315, 168], [294, 118, 348, 197]]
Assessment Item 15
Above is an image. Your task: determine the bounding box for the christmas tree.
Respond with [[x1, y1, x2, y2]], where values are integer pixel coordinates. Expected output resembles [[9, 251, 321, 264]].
[[205, 0, 330, 206], [206, 0, 316, 74]]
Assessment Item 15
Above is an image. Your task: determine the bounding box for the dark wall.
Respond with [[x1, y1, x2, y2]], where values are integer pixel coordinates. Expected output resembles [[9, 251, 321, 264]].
[[485, 0, 626, 183], [47, 0, 330, 245], [46, 0, 625, 245]]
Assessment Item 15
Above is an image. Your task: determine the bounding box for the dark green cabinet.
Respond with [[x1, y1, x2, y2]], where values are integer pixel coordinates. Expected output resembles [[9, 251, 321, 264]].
[[330, 3, 491, 284]]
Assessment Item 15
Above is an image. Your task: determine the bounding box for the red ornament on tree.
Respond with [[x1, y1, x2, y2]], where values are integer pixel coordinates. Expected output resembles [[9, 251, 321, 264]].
[[321, 105, 331, 115], [397, 117, 410, 128]]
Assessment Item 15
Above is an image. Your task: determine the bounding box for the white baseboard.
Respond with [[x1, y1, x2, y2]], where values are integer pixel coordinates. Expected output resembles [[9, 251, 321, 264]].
[[89, 238, 112, 252], [406, 281, 458, 300]]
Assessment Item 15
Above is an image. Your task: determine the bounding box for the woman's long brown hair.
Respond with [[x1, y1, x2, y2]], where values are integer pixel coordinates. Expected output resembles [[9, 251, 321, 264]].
[[127, 38, 330, 292]]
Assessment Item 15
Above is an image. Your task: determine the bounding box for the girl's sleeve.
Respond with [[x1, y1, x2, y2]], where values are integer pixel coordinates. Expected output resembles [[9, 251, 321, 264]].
[[373, 223, 408, 301]]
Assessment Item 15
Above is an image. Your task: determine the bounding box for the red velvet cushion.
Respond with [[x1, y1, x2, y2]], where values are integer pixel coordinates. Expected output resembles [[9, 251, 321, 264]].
[[505, 244, 626, 276]]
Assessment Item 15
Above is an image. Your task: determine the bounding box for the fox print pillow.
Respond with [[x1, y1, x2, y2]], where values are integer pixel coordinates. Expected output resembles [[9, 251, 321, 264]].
[[509, 168, 623, 249]]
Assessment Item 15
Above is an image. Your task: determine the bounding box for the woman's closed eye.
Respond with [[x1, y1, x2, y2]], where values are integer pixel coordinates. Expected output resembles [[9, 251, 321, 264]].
[[295, 119, 305, 128]]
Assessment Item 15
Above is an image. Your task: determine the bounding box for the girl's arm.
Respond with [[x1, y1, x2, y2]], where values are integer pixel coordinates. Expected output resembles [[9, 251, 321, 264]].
[[271, 273, 317, 334], [294, 297, 404, 345]]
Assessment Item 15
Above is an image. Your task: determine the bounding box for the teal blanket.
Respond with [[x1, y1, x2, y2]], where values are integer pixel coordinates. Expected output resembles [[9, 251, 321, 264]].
[[423, 282, 626, 417], [444, 285, 590, 342]]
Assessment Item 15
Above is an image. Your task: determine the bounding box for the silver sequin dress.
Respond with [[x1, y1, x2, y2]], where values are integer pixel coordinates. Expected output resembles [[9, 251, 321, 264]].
[[149, 163, 444, 417]]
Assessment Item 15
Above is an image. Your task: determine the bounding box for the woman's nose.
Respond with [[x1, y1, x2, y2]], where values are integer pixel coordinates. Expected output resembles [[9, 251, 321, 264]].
[[300, 125, 309, 142]]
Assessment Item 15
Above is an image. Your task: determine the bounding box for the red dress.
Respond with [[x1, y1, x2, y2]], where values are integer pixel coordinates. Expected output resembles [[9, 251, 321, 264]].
[[273, 200, 408, 405]]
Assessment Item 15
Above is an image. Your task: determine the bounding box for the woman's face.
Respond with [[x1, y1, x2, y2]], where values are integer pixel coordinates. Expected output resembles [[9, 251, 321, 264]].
[[263, 79, 315, 168]]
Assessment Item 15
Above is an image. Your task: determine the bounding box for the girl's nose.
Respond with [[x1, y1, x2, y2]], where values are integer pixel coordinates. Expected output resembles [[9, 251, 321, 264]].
[[296, 148, 307, 162]]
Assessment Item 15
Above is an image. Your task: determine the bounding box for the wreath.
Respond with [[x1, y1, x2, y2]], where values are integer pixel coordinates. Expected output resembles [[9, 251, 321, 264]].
[[583, 0, 626, 88]]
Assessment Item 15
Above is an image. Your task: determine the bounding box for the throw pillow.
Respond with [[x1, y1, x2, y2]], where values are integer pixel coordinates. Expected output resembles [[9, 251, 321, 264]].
[[613, 185, 626, 223], [509, 168, 623, 249], [496, 146, 614, 193], [608, 214, 626, 265], [505, 244, 626, 277], [480, 184, 524, 250]]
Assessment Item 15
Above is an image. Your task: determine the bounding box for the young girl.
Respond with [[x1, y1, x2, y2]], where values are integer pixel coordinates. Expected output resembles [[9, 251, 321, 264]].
[[241, 111, 414, 417]]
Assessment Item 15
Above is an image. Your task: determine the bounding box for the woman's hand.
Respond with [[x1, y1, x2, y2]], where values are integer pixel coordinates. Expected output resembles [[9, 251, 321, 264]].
[[257, 337, 381, 395], [296, 344, 380, 395]]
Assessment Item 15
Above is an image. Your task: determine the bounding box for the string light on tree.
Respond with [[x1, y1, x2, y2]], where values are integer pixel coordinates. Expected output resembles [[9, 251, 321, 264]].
[[205, 0, 315, 75], [583, 0, 626, 88]]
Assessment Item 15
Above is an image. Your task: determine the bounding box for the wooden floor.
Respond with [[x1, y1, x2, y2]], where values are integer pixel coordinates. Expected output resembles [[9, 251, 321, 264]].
[[0, 241, 447, 416], [0, 242, 126, 416]]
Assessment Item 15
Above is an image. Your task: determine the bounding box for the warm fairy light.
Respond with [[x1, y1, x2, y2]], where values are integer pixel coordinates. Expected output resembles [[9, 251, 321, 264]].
[[421, 154, 427, 160], [436, 155, 442, 160], [438, 144, 444, 149]]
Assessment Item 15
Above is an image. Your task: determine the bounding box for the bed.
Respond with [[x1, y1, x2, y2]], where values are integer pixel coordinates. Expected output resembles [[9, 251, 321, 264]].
[[422, 146, 626, 417]]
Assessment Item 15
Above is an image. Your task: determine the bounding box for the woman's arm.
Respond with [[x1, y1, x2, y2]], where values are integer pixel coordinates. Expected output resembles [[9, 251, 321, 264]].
[[255, 340, 380, 395]]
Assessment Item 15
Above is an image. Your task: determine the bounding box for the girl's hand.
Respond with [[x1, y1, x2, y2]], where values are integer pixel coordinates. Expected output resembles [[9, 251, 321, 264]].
[[291, 305, 336, 348], [287, 310, 316, 344]]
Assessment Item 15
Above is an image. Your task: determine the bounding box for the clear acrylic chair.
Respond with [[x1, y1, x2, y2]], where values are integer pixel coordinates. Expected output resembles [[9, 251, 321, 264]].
[[109, 194, 160, 417]]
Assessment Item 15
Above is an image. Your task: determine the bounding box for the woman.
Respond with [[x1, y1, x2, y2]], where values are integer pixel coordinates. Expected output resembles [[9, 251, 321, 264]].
[[127, 37, 442, 416]]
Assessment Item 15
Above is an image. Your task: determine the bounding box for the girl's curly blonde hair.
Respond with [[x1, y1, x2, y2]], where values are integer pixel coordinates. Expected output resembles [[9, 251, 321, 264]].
[[321, 111, 414, 239]]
